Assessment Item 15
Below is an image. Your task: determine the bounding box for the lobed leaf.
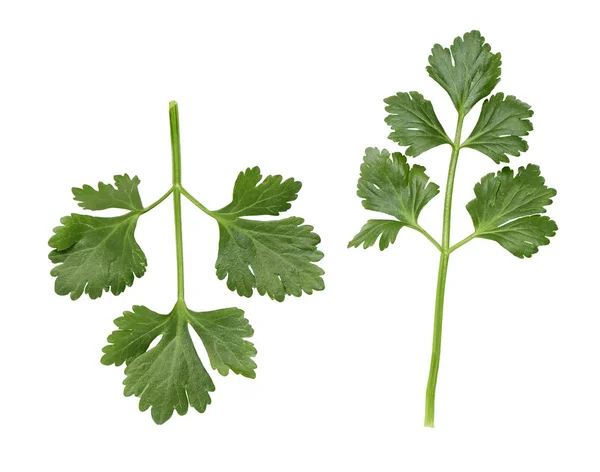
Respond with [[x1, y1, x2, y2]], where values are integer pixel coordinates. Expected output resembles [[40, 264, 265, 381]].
[[356, 147, 439, 224], [218, 167, 301, 217], [476, 215, 557, 258], [101, 305, 170, 367], [427, 30, 501, 113], [72, 174, 143, 211], [384, 91, 451, 156], [124, 318, 214, 425], [462, 93, 533, 164], [212, 167, 325, 301], [349, 148, 439, 250], [348, 219, 404, 251], [104, 302, 256, 424], [188, 307, 257, 378], [215, 217, 324, 301], [466, 164, 557, 258], [48, 213, 146, 299]]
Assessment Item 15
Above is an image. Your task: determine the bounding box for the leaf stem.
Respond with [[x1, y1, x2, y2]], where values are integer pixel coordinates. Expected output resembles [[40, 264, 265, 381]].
[[413, 224, 442, 252], [141, 187, 174, 214], [169, 101, 185, 301], [424, 111, 465, 427], [449, 232, 477, 254], [180, 186, 215, 217]]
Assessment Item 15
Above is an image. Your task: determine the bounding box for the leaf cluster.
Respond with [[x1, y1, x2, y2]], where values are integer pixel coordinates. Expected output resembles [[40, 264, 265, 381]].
[[350, 30, 557, 257], [49, 166, 324, 423]]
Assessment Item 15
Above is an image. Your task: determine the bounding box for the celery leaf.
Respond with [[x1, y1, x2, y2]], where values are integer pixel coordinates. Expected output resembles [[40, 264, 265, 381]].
[[213, 168, 324, 301], [384, 91, 451, 156], [217, 167, 301, 217], [73, 174, 143, 211], [427, 30, 501, 113], [467, 164, 557, 257], [48, 213, 146, 299], [348, 219, 404, 250], [104, 302, 256, 424], [349, 148, 439, 250], [463, 93, 533, 163]]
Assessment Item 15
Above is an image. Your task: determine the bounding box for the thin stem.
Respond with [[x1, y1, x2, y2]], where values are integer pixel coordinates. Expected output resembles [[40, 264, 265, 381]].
[[141, 187, 173, 214], [425, 252, 449, 427], [442, 113, 464, 249], [449, 232, 477, 254], [424, 111, 465, 427], [169, 101, 185, 301], [170, 102, 182, 185], [413, 224, 442, 252], [180, 186, 215, 217]]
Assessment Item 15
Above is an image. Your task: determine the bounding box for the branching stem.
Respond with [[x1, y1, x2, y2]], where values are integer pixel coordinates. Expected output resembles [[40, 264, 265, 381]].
[[424, 111, 465, 427]]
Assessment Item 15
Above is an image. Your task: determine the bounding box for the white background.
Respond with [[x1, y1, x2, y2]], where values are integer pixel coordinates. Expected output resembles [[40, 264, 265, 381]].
[[1, 1, 598, 470]]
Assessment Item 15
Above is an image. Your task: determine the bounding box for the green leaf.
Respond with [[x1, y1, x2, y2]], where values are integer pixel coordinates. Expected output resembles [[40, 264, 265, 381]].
[[72, 174, 143, 211], [215, 217, 324, 302], [474, 215, 557, 259], [384, 91, 451, 156], [348, 219, 404, 250], [218, 167, 301, 217], [101, 305, 171, 367], [48, 213, 146, 299], [427, 30, 501, 113], [124, 316, 214, 425], [466, 164, 557, 258], [211, 167, 325, 301], [462, 93, 533, 163], [349, 148, 439, 251], [188, 307, 257, 378], [104, 302, 256, 424], [356, 147, 439, 225]]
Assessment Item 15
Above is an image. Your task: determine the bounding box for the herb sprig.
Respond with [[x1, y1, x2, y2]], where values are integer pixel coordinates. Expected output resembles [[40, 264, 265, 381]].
[[349, 31, 557, 427], [49, 102, 324, 424]]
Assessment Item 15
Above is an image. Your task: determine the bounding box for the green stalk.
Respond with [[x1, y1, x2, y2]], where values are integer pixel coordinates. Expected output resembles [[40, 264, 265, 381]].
[[180, 186, 214, 217], [449, 232, 477, 254], [141, 187, 173, 214], [169, 101, 185, 302], [424, 111, 465, 427]]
